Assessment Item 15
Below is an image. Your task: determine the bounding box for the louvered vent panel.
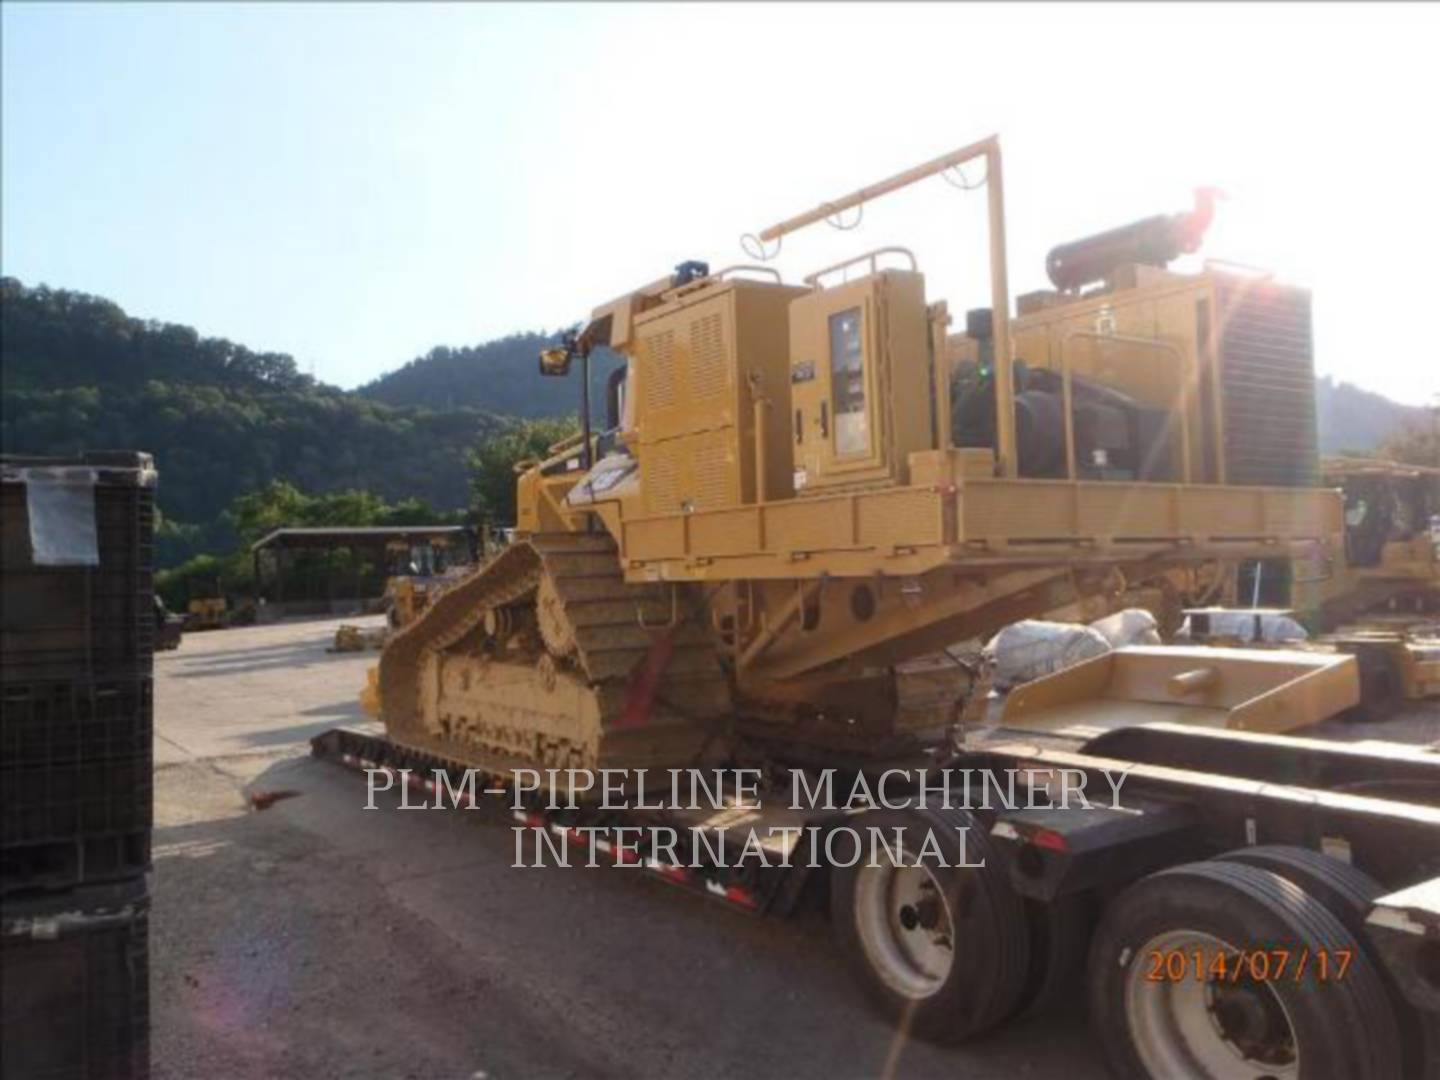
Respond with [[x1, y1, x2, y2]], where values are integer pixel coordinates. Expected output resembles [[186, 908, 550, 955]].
[[691, 432, 733, 509], [646, 450, 680, 513], [642, 330, 677, 410], [690, 313, 727, 400], [1217, 282, 1318, 488]]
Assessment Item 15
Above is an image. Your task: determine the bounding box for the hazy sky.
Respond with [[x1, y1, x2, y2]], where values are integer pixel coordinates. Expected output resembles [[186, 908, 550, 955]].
[[3, 3, 1437, 404]]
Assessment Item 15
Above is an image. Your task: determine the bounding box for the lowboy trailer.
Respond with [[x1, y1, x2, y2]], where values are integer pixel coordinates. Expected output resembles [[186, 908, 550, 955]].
[[313, 679, 1440, 1080]]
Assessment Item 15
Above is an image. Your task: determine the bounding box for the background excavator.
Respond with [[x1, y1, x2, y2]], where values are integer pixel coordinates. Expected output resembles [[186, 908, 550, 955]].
[[374, 135, 1347, 777]]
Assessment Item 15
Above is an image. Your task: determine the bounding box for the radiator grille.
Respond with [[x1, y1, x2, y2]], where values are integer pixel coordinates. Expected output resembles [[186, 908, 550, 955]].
[[1217, 281, 1318, 487]]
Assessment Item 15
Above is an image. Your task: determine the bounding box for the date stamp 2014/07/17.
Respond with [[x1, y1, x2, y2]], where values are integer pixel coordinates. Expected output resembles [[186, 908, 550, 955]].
[[1144, 947, 1353, 984]]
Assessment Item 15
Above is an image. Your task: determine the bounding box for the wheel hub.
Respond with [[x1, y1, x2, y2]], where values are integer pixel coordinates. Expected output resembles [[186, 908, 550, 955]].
[[1208, 982, 1295, 1067], [899, 894, 944, 933], [1125, 930, 1300, 1079], [853, 858, 956, 1000]]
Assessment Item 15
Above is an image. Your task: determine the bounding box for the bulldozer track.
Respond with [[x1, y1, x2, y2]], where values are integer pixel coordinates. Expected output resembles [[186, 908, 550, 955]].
[[378, 533, 730, 773]]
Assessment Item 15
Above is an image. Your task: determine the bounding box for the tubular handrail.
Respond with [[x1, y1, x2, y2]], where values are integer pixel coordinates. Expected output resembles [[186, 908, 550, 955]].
[[514, 432, 602, 475], [756, 135, 999, 243], [750, 135, 1016, 476], [802, 246, 919, 287], [1202, 258, 1275, 282], [661, 263, 786, 304], [546, 430, 587, 455], [716, 264, 784, 284]]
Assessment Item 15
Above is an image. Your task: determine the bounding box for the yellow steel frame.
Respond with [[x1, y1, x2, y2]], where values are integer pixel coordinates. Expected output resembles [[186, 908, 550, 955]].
[[614, 477, 1340, 583]]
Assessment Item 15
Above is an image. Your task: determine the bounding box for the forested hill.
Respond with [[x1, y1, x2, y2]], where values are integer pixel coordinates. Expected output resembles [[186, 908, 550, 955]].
[[358, 335, 624, 417], [1, 277, 504, 558], [1315, 377, 1431, 455]]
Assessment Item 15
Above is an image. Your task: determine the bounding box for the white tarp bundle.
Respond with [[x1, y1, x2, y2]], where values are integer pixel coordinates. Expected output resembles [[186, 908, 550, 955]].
[[1089, 607, 1163, 649], [987, 619, 1112, 688], [1176, 611, 1309, 644]]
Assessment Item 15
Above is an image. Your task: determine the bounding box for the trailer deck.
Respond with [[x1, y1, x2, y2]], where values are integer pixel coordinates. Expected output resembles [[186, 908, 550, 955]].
[[311, 706, 1440, 1067]]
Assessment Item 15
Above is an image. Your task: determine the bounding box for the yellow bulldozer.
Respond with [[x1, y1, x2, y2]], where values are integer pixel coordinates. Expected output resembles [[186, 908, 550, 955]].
[[375, 135, 1345, 777], [1304, 457, 1439, 708], [185, 596, 229, 632], [1301, 456, 1439, 624], [380, 534, 475, 630]]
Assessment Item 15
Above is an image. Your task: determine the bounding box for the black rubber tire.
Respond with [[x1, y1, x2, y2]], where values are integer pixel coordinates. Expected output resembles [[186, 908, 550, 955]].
[[1218, 845, 1437, 1078], [829, 805, 1030, 1043], [1354, 649, 1405, 721], [1217, 845, 1379, 938], [1087, 859, 1403, 1080], [1016, 891, 1095, 1019]]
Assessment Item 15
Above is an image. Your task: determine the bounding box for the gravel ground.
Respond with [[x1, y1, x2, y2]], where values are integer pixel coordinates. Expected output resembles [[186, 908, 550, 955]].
[[151, 617, 1436, 1079]]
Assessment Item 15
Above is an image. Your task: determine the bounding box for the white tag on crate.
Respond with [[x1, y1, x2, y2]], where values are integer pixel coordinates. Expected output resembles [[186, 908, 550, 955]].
[[24, 468, 100, 566]]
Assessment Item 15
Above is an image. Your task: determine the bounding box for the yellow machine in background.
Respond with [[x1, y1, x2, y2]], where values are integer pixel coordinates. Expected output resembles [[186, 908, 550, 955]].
[[377, 135, 1347, 777], [1303, 456, 1439, 624], [380, 535, 473, 630], [335, 535, 475, 654], [185, 597, 229, 632], [1304, 458, 1440, 708], [384, 576, 432, 630], [1171, 458, 1438, 712]]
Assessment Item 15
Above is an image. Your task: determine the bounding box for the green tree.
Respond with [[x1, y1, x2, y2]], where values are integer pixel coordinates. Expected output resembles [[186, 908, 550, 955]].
[[1379, 401, 1440, 468], [468, 417, 579, 527], [155, 551, 251, 610], [155, 482, 464, 607], [231, 481, 313, 545], [1, 277, 503, 566]]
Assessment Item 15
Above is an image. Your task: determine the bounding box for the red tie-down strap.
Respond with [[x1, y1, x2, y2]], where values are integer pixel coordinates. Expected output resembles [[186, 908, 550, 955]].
[[617, 628, 677, 729]]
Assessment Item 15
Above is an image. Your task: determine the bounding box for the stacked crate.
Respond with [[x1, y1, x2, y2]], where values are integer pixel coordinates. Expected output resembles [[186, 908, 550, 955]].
[[2, 452, 155, 1080]]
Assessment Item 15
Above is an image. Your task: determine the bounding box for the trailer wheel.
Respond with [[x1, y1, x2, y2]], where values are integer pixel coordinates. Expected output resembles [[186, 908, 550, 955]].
[[1088, 860, 1402, 1080], [829, 806, 1029, 1042], [1217, 845, 1379, 937], [1218, 845, 1436, 1077], [1016, 892, 1095, 1019]]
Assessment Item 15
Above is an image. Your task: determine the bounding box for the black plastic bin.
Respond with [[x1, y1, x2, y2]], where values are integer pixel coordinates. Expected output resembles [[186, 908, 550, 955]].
[[2, 677, 154, 767], [1, 452, 157, 684], [1, 678, 153, 897], [1, 877, 150, 1079], [2, 451, 157, 897]]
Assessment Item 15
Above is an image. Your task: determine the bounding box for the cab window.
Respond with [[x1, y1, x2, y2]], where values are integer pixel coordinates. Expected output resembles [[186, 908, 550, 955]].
[[828, 307, 868, 456]]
